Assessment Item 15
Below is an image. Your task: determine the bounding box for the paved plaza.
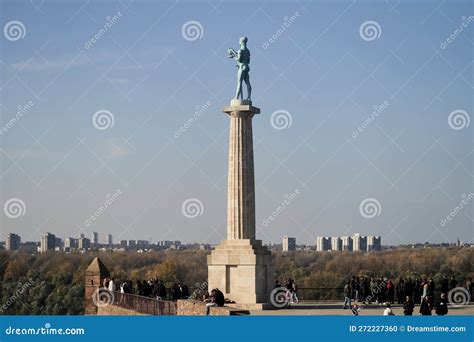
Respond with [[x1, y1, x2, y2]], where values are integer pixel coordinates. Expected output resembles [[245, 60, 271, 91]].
[[249, 302, 474, 316]]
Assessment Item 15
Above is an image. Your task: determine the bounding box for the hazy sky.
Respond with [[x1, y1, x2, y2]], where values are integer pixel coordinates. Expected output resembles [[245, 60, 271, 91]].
[[0, 0, 472, 245]]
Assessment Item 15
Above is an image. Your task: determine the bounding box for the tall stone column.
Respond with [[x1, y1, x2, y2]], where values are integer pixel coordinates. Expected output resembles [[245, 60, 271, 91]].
[[224, 100, 259, 241], [207, 100, 273, 308]]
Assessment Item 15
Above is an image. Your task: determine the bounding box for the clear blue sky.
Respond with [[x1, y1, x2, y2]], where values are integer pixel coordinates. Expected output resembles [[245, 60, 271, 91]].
[[0, 0, 472, 245]]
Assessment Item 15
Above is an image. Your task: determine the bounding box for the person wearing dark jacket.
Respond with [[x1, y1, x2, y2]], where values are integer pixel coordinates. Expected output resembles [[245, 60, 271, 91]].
[[435, 293, 448, 316], [403, 296, 415, 315], [420, 296, 433, 315], [205, 288, 225, 315]]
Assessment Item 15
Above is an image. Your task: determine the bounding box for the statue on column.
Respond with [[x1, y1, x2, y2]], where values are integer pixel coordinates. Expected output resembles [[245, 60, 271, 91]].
[[227, 36, 252, 101]]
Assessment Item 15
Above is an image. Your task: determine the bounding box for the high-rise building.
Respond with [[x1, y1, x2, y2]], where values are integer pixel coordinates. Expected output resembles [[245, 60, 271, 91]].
[[316, 236, 331, 251], [331, 236, 342, 251], [92, 232, 99, 245], [55, 237, 62, 251], [5, 233, 21, 251], [341, 236, 353, 251], [120, 240, 127, 248], [367, 236, 381, 251], [282, 236, 296, 251], [40, 232, 56, 252], [107, 234, 113, 246], [352, 233, 367, 252], [64, 238, 78, 250], [78, 237, 91, 250]]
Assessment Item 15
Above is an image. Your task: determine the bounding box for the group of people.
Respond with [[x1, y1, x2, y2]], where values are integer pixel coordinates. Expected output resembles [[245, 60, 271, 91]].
[[343, 275, 470, 305], [343, 275, 471, 316], [102, 277, 191, 302], [204, 288, 225, 315], [274, 278, 299, 307]]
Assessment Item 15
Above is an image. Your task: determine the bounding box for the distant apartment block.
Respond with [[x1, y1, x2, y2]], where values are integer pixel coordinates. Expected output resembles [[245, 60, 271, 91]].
[[282, 236, 296, 251], [316, 236, 331, 252], [92, 232, 99, 245], [78, 237, 91, 250], [352, 233, 367, 251], [40, 232, 56, 252], [341, 236, 353, 251], [64, 238, 78, 250], [5, 233, 21, 251], [367, 235, 381, 251], [317, 234, 381, 252], [107, 234, 113, 246], [331, 236, 342, 251]]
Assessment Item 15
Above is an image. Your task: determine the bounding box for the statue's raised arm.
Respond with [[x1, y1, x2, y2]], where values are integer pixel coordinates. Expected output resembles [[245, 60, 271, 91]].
[[227, 37, 252, 101]]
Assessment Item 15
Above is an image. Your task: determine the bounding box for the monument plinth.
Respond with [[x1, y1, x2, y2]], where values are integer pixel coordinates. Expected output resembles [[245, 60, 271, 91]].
[[207, 100, 273, 307]]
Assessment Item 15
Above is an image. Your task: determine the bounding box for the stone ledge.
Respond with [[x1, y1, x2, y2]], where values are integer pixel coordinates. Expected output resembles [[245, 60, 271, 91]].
[[177, 300, 250, 316]]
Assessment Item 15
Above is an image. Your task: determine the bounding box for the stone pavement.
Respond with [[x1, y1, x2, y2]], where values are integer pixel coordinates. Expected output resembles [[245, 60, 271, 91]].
[[249, 302, 474, 316]]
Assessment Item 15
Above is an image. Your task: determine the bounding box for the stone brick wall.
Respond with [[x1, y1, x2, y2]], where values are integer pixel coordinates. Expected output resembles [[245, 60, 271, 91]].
[[176, 300, 249, 316], [97, 305, 148, 316]]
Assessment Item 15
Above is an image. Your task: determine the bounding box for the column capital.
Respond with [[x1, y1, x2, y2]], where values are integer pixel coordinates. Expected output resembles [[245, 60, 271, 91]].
[[222, 100, 260, 117]]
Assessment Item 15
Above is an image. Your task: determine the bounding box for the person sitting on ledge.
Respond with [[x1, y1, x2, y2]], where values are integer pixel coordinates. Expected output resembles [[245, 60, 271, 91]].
[[205, 288, 225, 315]]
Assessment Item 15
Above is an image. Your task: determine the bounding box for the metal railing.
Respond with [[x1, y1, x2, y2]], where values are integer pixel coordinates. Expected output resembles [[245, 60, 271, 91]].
[[296, 287, 344, 301], [112, 292, 176, 315]]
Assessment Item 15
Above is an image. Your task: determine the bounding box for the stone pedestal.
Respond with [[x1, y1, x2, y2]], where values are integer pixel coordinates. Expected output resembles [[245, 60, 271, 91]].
[[207, 100, 273, 306]]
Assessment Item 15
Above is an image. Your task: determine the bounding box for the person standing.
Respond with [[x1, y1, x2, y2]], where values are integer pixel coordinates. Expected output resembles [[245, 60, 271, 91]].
[[292, 280, 299, 304], [435, 293, 448, 316], [396, 278, 405, 304], [465, 278, 472, 302], [108, 277, 116, 292], [343, 281, 352, 309], [387, 279, 395, 304], [403, 296, 415, 315], [420, 296, 433, 315], [383, 303, 395, 316]]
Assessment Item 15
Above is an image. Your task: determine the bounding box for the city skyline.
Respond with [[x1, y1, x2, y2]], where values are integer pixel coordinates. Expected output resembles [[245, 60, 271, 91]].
[[1, 1, 472, 245]]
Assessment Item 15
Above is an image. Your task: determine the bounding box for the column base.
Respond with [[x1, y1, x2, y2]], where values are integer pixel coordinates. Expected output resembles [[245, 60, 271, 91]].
[[207, 239, 274, 305]]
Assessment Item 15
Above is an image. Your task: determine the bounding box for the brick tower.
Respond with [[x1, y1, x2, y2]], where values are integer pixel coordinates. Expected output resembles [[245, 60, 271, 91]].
[[84, 257, 110, 315]]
